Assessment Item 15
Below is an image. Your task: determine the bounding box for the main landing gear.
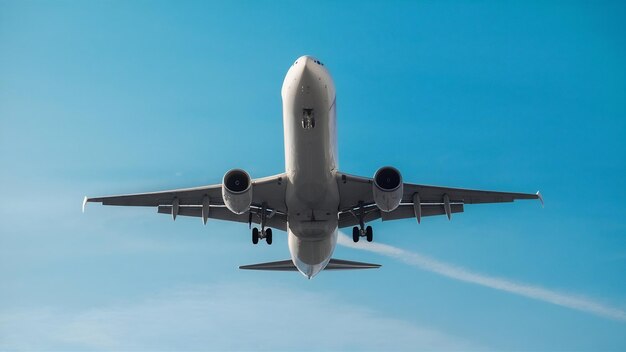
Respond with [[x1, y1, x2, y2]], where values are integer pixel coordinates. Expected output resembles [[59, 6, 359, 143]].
[[352, 201, 373, 243], [251, 202, 272, 245], [352, 225, 373, 243], [252, 227, 272, 245]]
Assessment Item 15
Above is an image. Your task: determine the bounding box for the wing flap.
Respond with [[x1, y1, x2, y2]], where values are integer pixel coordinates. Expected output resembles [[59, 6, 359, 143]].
[[338, 203, 464, 228], [380, 203, 464, 222], [157, 205, 287, 231]]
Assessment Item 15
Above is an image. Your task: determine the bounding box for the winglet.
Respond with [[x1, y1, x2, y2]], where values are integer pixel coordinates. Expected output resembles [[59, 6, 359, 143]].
[[536, 191, 544, 207], [82, 196, 88, 213]]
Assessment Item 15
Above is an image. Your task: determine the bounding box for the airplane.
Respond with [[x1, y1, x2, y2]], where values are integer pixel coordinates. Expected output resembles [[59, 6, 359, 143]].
[[84, 55, 542, 279]]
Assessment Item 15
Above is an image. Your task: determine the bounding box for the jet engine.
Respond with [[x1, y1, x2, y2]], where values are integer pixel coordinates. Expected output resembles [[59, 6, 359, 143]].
[[222, 169, 253, 214], [373, 166, 403, 212]]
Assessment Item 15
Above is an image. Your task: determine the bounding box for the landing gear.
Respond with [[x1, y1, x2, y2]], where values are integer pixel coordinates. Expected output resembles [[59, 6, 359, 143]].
[[251, 202, 273, 245], [252, 227, 259, 244], [266, 228, 273, 245], [251, 227, 272, 245], [352, 225, 374, 243], [352, 201, 374, 243]]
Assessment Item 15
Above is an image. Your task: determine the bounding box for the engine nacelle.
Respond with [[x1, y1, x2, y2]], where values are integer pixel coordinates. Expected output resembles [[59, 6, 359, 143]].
[[222, 169, 253, 214], [373, 166, 403, 212]]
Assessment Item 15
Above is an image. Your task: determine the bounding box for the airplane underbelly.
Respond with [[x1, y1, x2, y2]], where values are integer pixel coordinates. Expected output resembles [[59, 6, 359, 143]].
[[283, 57, 339, 236], [281, 56, 339, 277], [285, 165, 339, 239]]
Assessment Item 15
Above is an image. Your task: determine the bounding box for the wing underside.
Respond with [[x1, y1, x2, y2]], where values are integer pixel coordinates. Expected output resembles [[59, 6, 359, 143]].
[[336, 171, 541, 228], [85, 173, 288, 231], [157, 204, 287, 231], [85, 170, 540, 233]]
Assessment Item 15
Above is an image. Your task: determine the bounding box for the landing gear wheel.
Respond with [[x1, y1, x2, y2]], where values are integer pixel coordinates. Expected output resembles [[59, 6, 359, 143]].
[[252, 227, 259, 244], [366, 226, 373, 242], [352, 226, 360, 243], [265, 228, 273, 245]]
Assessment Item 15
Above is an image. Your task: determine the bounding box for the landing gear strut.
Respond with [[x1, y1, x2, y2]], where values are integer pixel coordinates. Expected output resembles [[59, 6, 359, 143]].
[[251, 203, 273, 245], [352, 201, 374, 243]]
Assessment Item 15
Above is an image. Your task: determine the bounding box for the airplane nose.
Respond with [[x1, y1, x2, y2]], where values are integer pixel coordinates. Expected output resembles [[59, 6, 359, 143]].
[[297, 56, 323, 86], [297, 56, 321, 71], [298, 55, 314, 64], [299, 56, 314, 74]]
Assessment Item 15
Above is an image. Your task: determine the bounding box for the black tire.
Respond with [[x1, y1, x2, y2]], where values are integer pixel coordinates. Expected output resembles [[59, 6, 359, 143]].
[[252, 227, 259, 244], [266, 228, 273, 245], [366, 226, 373, 242], [352, 226, 359, 243]]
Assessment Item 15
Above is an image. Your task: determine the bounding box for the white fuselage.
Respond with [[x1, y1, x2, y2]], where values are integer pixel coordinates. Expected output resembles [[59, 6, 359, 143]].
[[281, 56, 339, 278]]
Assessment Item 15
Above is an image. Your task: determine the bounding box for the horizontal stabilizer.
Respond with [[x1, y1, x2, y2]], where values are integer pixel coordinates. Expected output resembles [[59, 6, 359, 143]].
[[239, 259, 297, 271], [325, 258, 381, 270], [239, 258, 381, 271]]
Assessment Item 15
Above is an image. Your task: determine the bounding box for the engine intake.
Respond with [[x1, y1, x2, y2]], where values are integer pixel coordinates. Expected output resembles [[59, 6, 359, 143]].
[[373, 166, 403, 212], [222, 169, 252, 214]]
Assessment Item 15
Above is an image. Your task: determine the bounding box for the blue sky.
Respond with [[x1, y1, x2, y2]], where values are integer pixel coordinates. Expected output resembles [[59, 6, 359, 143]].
[[1, 0, 625, 350]]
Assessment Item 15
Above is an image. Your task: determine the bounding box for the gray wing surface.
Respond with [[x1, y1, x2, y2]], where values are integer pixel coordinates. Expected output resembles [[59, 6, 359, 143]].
[[156, 205, 287, 231], [85, 184, 224, 207], [85, 173, 288, 231], [336, 171, 541, 228]]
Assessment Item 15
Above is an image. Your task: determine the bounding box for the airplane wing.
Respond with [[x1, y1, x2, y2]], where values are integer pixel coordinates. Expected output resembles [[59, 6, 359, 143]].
[[336, 171, 541, 228], [84, 173, 288, 231]]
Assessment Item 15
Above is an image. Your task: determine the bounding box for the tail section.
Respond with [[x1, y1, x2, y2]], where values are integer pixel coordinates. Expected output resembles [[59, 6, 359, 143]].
[[239, 258, 381, 271]]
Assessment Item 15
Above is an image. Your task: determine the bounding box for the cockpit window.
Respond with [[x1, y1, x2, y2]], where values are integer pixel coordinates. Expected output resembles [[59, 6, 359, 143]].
[[293, 58, 324, 66]]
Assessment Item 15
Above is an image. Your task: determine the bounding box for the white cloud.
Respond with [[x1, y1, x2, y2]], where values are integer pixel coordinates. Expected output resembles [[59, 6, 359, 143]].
[[338, 232, 626, 322], [0, 283, 480, 351]]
